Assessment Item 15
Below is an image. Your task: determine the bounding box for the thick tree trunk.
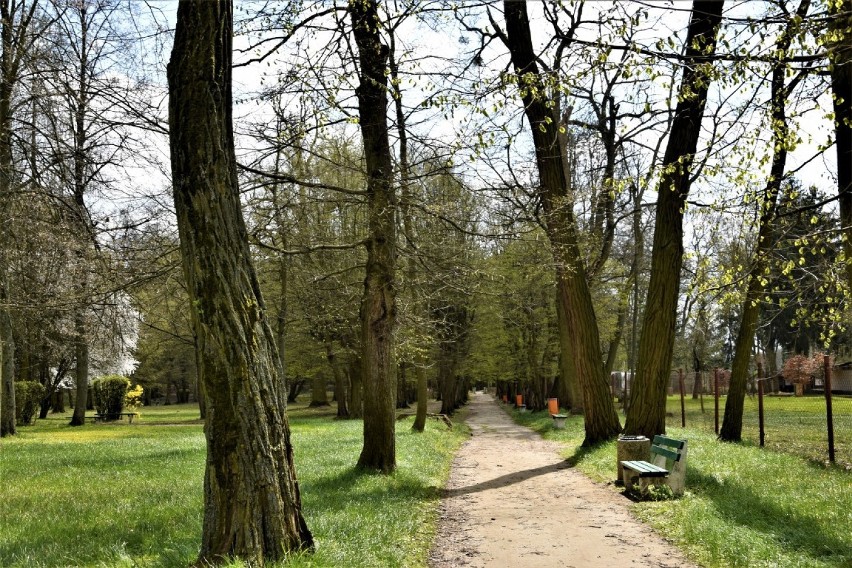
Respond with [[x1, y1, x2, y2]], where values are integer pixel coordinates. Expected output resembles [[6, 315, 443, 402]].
[[504, 1, 620, 444], [39, 396, 50, 420], [396, 363, 410, 409], [555, 285, 579, 412], [309, 375, 329, 407], [412, 365, 428, 432], [721, 0, 808, 441], [438, 353, 456, 415], [286, 379, 305, 404], [167, 1, 312, 563], [625, 1, 724, 438], [52, 390, 65, 413], [350, 0, 398, 473], [348, 360, 364, 419], [69, 318, 89, 426], [327, 344, 349, 418]]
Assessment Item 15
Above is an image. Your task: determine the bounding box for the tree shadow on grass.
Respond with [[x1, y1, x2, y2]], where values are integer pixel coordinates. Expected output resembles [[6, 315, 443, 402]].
[[302, 465, 441, 507], [686, 469, 849, 566], [563, 442, 603, 467]]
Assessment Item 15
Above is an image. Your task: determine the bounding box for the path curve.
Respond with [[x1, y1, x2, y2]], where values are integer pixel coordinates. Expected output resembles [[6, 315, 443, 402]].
[[429, 392, 697, 568]]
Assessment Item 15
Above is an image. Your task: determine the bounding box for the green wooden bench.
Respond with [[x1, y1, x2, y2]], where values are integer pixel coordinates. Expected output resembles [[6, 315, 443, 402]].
[[620, 435, 687, 496]]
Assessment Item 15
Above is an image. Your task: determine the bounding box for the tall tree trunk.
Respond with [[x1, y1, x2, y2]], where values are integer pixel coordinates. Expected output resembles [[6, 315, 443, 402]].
[[412, 364, 428, 432], [396, 363, 410, 409], [309, 374, 329, 407], [604, 291, 629, 377], [438, 351, 456, 415], [555, 285, 579, 412], [0, 0, 35, 437], [625, 1, 725, 438], [167, 1, 312, 563], [503, 0, 620, 444], [69, 317, 89, 426], [350, 0, 398, 473], [327, 343, 349, 418], [286, 378, 305, 404], [271, 128, 290, 400], [721, 0, 809, 441], [52, 390, 65, 413], [830, 0, 852, 290], [348, 358, 364, 419], [67, 4, 95, 427], [391, 27, 431, 432]]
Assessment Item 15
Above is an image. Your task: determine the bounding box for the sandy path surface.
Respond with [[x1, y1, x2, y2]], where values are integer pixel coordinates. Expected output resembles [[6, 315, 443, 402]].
[[429, 392, 697, 568]]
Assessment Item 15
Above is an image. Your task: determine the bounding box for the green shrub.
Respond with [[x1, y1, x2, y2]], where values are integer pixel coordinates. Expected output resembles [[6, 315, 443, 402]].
[[14, 381, 46, 425], [124, 384, 144, 412], [92, 375, 130, 419]]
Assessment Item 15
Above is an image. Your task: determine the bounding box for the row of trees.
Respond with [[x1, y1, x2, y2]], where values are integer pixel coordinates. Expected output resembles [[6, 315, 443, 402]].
[[2, 0, 851, 564]]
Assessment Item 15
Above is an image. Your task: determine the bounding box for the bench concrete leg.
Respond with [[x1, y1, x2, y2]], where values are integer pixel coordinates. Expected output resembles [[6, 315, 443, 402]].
[[622, 469, 639, 493], [638, 477, 662, 495]]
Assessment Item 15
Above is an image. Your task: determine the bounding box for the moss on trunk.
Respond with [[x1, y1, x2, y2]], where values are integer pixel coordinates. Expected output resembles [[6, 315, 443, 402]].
[[167, 1, 312, 563]]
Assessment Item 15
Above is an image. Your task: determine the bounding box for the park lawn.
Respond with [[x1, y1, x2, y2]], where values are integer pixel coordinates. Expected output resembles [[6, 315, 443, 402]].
[[510, 404, 851, 568], [663, 393, 852, 467], [0, 403, 468, 568]]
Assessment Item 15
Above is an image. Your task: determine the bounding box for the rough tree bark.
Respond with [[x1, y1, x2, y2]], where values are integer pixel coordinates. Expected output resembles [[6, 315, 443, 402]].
[[309, 374, 329, 407], [412, 365, 428, 432], [69, 321, 89, 426], [350, 0, 398, 473], [167, 0, 312, 563], [555, 286, 580, 413], [503, 0, 620, 444], [721, 0, 810, 441], [625, 0, 725, 438], [348, 358, 364, 418], [327, 343, 349, 418]]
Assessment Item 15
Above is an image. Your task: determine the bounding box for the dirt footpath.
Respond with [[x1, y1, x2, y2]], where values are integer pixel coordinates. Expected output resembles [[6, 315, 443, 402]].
[[429, 392, 697, 568]]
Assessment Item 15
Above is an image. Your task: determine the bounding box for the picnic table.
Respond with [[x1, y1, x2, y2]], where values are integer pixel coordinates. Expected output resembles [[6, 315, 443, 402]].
[[93, 412, 139, 424]]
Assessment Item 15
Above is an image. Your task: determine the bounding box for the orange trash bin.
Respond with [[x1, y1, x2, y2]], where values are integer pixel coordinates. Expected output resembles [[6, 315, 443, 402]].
[[548, 398, 559, 415]]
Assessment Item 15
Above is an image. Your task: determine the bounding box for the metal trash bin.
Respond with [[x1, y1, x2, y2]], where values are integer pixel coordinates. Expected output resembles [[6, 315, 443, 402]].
[[616, 435, 650, 482]]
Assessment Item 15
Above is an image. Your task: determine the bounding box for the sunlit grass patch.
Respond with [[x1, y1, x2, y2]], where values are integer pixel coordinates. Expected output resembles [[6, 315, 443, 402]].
[[0, 403, 467, 567]]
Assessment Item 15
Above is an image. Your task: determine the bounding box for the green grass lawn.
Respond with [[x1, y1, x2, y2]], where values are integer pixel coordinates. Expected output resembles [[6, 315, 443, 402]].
[[510, 404, 852, 568], [664, 393, 852, 468], [0, 403, 468, 568]]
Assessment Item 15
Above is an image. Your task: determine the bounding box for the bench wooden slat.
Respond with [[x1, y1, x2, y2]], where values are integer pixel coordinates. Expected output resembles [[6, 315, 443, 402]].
[[650, 444, 681, 462], [621, 460, 669, 477], [653, 435, 685, 449]]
